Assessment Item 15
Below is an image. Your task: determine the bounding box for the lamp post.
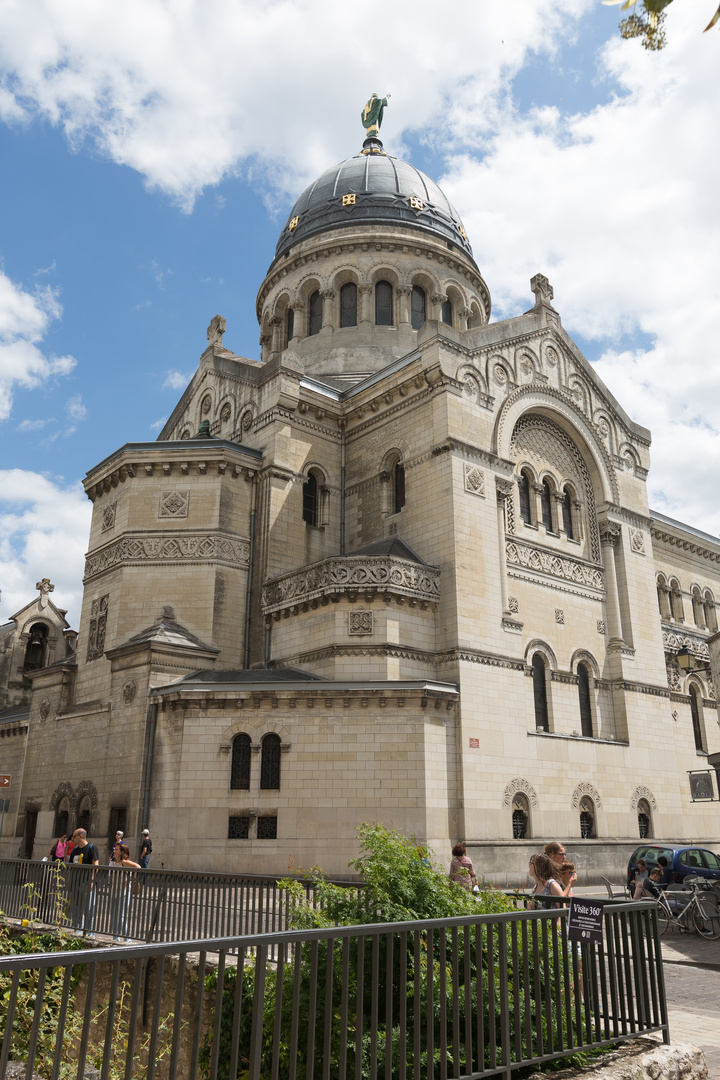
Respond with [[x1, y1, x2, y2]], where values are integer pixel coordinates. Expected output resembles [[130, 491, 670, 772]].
[[676, 646, 696, 672]]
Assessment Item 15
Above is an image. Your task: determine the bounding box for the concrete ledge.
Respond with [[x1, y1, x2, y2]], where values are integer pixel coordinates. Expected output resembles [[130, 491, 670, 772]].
[[527, 1037, 707, 1080]]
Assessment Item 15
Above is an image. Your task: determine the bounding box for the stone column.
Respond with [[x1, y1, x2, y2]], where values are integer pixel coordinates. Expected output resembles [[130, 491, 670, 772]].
[[293, 301, 307, 340], [358, 284, 372, 327], [600, 521, 625, 644], [270, 315, 282, 355], [458, 307, 470, 331], [259, 332, 271, 363], [552, 492, 566, 538], [496, 478, 515, 616], [397, 286, 412, 328], [320, 289, 335, 332], [532, 483, 544, 529], [431, 293, 444, 321]]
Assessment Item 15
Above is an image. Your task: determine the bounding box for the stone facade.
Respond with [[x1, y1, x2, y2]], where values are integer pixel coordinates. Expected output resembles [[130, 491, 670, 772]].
[[1, 137, 718, 879]]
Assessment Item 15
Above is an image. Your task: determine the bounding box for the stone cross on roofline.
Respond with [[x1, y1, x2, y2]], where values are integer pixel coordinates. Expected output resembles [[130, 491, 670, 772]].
[[207, 314, 226, 347], [35, 578, 54, 609], [530, 273, 554, 308]]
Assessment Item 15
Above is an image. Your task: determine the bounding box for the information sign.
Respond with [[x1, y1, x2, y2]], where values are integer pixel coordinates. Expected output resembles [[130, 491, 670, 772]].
[[0, 775, 10, 788], [567, 897, 605, 945]]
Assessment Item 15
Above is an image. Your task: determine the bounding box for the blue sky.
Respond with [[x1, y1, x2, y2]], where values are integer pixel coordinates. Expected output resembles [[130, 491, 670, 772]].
[[1, 0, 719, 625]]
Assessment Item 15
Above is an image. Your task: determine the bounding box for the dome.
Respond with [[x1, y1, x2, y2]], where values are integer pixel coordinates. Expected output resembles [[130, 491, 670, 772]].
[[273, 139, 475, 265]]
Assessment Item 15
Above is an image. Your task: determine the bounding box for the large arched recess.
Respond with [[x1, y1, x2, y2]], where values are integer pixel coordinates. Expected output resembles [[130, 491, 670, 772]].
[[493, 386, 619, 507]]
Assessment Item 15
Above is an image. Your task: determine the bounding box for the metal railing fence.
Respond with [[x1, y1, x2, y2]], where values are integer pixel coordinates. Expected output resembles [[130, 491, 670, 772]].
[[0, 857, 361, 943], [0, 899, 668, 1080]]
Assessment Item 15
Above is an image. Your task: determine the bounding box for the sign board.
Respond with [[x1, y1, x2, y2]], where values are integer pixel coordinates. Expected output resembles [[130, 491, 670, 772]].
[[469, 738, 479, 748], [689, 771, 715, 801], [567, 897, 605, 945], [0, 775, 10, 788]]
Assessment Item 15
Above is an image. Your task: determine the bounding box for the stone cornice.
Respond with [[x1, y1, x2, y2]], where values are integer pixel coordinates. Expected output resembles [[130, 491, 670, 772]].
[[85, 443, 259, 502], [84, 531, 251, 582], [273, 643, 439, 665], [262, 554, 441, 615], [651, 524, 720, 563], [427, 439, 514, 473]]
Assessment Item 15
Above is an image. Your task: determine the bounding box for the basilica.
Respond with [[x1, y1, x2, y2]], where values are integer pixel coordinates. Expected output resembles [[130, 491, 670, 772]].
[[1, 118, 719, 881]]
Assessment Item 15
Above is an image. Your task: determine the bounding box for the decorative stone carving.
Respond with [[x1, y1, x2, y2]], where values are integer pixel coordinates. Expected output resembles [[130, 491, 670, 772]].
[[545, 345, 559, 366], [503, 777, 539, 808], [506, 539, 604, 591], [220, 402, 232, 423], [555, 609, 565, 625], [464, 464, 485, 497], [102, 502, 117, 532], [661, 627, 710, 662], [599, 521, 621, 547], [180, 428, 191, 440], [262, 555, 440, 615], [597, 620, 606, 635], [508, 597, 519, 614], [122, 680, 138, 704], [666, 658, 681, 692], [206, 315, 226, 346], [75, 779, 99, 809], [241, 411, 253, 431], [629, 527, 646, 555], [85, 534, 250, 579], [86, 595, 108, 662], [348, 611, 373, 636], [571, 782, 601, 810], [159, 490, 189, 519], [631, 786, 657, 812], [493, 364, 508, 386], [39, 699, 51, 720]]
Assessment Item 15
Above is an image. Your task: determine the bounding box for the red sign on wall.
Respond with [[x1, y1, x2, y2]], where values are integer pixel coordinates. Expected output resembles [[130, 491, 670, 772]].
[[469, 738, 479, 748]]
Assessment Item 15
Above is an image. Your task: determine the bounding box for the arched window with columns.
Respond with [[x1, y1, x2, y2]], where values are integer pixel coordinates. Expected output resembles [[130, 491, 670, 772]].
[[670, 580, 684, 621], [308, 291, 322, 336], [340, 283, 357, 327], [540, 479, 553, 531], [577, 662, 594, 738], [656, 574, 671, 619], [692, 586, 705, 628], [704, 590, 717, 631], [375, 281, 393, 326], [411, 285, 426, 330], [518, 470, 532, 525], [689, 684, 706, 752]]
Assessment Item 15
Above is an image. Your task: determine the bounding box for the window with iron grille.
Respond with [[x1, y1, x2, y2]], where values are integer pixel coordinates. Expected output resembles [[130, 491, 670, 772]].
[[231, 733, 251, 790], [260, 734, 281, 790], [512, 807, 528, 839], [257, 816, 277, 840], [228, 816, 250, 839]]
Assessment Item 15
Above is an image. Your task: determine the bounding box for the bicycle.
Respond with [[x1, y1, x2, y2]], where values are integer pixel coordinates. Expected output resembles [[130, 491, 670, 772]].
[[655, 876, 720, 939]]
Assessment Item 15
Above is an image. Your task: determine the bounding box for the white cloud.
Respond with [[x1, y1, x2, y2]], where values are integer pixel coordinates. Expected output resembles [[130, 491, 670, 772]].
[[441, 6, 720, 534], [65, 394, 86, 421], [162, 369, 192, 391], [0, 469, 91, 626], [0, 0, 591, 209], [17, 418, 54, 432], [0, 270, 76, 420], [150, 416, 167, 431]]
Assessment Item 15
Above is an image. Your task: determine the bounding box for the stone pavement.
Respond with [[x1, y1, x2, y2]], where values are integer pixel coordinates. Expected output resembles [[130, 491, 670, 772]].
[[660, 932, 720, 1080]]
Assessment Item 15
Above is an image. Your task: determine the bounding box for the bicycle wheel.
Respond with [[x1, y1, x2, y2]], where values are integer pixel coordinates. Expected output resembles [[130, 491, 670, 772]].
[[657, 903, 671, 936], [693, 898, 720, 940]]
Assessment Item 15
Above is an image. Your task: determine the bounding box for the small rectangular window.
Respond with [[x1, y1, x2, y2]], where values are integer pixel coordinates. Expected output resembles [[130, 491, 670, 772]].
[[257, 816, 278, 840], [228, 816, 250, 839]]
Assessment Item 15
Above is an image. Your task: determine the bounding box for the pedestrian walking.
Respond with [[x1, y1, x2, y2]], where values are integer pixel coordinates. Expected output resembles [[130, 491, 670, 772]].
[[47, 834, 69, 862], [139, 829, 152, 869], [544, 842, 567, 875], [108, 830, 125, 866], [530, 853, 565, 905], [111, 844, 140, 942]]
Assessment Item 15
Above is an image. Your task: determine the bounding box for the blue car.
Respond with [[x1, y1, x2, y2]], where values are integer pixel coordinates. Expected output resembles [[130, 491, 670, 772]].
[[627, 844, 720, 889]]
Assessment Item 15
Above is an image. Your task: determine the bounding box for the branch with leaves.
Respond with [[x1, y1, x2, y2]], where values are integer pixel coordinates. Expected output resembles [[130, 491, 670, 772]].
[[602, 0, 720, 50]]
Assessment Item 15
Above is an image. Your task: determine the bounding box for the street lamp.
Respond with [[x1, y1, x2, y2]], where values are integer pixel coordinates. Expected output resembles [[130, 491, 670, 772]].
[[676, 646, 696, 672]]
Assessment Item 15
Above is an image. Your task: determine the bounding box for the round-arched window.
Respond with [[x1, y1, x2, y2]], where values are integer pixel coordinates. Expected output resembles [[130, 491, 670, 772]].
[[308, 291, 322, 336], [579, 796, 595, 839], [512, 794, 530, 839], [340, 283, 357, 327], [411, 286, 426, 330], [77, 796, 92, 835], [637, 798, 652, 839], [54, 797, 70, 838], [532, 654, 549, 732], [24, 623, 49, 671]]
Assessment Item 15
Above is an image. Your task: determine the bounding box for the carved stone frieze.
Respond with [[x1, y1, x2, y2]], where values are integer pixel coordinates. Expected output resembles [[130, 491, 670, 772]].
[[348, 611, 373, 635], [101, 502, 117, 532], [629, 527, 646, 555], [159, 490, 189, 518], [661, 626, 710, 661], [263, 555, 440, 615], [85, 533, 250, 580], [503, 777, 539, 808], [506, 539, 604, 591]]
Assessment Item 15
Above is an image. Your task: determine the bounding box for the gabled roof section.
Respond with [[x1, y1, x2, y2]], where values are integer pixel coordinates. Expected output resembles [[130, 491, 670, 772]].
[[176, 667, 324, 686], [9, 595, 70, 629], [350, 537, 427, 563], [106, 610, 219, 661]]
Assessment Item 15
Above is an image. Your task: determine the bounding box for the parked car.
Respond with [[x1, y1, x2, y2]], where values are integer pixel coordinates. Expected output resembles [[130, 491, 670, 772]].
[[627, 844, 720, 889]]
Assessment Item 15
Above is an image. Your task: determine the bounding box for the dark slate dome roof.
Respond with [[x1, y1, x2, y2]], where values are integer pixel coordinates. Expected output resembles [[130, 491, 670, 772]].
[[274, 141, 475, 264]]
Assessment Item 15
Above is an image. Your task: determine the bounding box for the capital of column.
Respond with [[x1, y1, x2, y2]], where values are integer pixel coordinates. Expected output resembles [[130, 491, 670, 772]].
[[320, 289, 335, 301], [496, 477, 515, 500], [599, 521, 622, 547], [397, 285, 412, 297], [358, 284, 373, 296]]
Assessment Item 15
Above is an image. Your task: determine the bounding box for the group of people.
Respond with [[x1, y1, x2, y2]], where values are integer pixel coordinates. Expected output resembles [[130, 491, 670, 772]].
[[47, 828, 153, 869], [42, 827, 154, 942], [447, 840, 579, 902]]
